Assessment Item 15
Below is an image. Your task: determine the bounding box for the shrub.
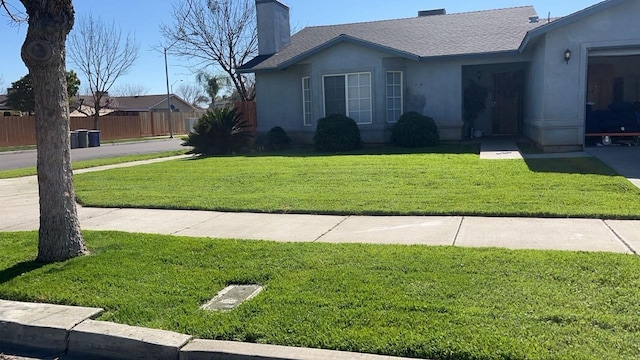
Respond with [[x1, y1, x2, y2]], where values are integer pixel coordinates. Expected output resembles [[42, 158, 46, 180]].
[[313, 114, 362, 152], [182, 107, 252, 155], [264, 126, 292, 151], [391, 112, 440, 147]]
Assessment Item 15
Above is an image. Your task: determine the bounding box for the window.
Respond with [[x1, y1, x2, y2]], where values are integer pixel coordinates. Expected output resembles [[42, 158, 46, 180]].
[[386, 71, 403, 123], [323, 72, 372, 124], [302, 77, 312, 126]]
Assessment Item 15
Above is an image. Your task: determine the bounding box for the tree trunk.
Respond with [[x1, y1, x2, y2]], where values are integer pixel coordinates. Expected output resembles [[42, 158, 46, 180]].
[[20, 0, 89, 263], [93, 109, 99, 130]]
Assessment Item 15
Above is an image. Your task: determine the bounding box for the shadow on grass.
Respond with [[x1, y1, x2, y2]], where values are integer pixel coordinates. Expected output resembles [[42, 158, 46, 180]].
[[186, 144, 480, 160], [0, 260, 45, 284], [524, 157, 620, 176]]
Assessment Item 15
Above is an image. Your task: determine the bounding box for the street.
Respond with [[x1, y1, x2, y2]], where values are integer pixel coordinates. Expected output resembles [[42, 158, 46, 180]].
[[0, 138, 186, 171]]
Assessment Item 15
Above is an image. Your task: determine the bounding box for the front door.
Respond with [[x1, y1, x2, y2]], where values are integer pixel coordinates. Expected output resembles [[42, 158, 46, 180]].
[[492, 71, 524, 135]]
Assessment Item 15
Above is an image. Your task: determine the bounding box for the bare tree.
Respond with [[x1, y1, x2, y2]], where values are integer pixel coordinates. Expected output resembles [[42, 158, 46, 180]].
[[0, 75, 5, 93], [176, 83, 209, 108], [68, 14, 139, 130], [112, 83, 150, 97], [2, 0, 88, 262], [160, 0, 258, 101]]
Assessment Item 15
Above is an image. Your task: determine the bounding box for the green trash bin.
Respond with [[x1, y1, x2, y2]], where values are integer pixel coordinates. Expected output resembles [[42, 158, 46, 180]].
[[88, 130, 101, 147], [70, 131, 79, 149], [76, 129, 89, 148]]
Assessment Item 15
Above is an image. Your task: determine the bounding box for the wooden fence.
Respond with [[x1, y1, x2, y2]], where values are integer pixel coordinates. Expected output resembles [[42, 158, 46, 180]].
[[0, 102, 257, 147]]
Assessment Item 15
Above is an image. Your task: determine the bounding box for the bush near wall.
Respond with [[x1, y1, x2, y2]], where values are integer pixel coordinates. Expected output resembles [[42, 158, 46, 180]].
[[313, 114, 362, 152], [391, 112, 440, 148]]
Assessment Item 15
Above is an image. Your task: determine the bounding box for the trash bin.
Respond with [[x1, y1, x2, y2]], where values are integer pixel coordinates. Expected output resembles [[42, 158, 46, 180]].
[[88, 130, 101, 147], [70, 131, 79, 149], [76, 129, 89, 148]]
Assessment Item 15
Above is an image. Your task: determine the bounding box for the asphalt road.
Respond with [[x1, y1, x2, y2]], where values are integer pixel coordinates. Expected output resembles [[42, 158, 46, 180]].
[[0, 138, 186, 171]]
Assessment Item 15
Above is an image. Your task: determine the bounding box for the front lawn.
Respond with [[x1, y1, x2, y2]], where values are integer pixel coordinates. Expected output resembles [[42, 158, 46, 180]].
[[1, 231, 639, 360], [73, 147, 640, 218]]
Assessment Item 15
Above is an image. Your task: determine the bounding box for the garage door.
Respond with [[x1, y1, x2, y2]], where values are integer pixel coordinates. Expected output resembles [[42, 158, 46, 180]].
[[585, 49, 640, 145]]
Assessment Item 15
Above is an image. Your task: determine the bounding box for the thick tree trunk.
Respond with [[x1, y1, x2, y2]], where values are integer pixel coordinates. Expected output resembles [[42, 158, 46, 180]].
[[93, 109, 99, 130], [20, 0, 89, 263]]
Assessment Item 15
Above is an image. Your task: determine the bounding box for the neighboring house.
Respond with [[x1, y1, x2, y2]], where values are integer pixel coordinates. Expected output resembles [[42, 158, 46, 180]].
[[70, 94, 197, 117], [239, 0, 640, 151], [0, 95, 11, 114]]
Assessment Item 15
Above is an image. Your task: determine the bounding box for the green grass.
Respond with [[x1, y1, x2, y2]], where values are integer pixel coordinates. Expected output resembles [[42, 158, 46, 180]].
[[74, 147, 640, 218], [1, 231, 639, 360], [0, 150, 186, 179]]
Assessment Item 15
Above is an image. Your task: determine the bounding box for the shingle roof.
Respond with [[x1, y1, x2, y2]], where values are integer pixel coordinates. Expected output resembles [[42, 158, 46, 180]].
[[72, 94, 196, 112], [241, 6, 546, 72]]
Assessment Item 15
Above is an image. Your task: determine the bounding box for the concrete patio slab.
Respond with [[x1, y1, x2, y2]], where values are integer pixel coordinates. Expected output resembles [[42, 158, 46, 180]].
[[0, 300, 103, 352], [180, 339, 418, 360], [68, 319, 192, 360], [177, 212, 347, 242], [317, 216, 461, 245], [456, 217, 630, 253], [605, 220, 640, 255], [480, 140, 523, 160], [79, 208, 225, 235]]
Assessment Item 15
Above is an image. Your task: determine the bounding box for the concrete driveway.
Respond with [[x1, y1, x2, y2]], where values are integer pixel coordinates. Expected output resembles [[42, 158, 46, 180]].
[[586, 145, 640, 188]]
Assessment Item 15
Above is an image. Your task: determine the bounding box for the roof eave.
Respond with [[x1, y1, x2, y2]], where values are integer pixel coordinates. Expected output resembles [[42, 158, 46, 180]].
[[239, 34, 421, 73], [419, 49, 523, 62], [519, 0, 627, 52]]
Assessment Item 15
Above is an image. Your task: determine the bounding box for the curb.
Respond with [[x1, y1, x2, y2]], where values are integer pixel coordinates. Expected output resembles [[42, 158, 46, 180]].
[[0, 300, 424, 360]]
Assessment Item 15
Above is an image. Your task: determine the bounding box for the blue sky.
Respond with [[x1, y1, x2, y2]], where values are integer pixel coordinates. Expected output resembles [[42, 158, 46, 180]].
[[0, 0, 600, 96]]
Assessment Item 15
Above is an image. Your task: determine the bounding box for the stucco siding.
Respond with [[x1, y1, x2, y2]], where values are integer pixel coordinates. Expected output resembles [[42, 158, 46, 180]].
[[534, 0, 640, 149], [255, 67, 306, 139], [405, 61, 462, 140]]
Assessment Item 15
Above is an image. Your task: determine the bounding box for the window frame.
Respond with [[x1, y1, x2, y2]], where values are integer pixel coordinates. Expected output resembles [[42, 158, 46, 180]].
[[322, 72, 373, 125], [386, 71, 403, 123], [302, 76, 312, 127]]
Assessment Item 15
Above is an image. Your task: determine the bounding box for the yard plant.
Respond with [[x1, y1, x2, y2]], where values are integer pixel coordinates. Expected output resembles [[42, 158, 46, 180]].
[[313, 114, 362, 152], [391, 111, 440, 147], [182, 107, 252, 155], [0, 231, 639, 360], [74, 148, 640, 218]]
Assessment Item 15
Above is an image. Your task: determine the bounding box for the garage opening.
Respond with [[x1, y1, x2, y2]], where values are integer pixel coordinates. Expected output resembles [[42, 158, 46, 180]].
[[585, 51, 640, 146]]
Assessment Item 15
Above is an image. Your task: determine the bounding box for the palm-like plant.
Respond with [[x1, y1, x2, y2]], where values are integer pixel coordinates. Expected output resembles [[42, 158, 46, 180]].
[[182, 107, 251, 155]]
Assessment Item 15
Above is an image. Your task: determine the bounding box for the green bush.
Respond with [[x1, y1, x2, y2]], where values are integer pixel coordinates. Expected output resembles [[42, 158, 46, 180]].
[[182, 107, 251, 155], [313, 114, 362, 152], [264, 126, 292, 151], [391, 112, 440, 147]]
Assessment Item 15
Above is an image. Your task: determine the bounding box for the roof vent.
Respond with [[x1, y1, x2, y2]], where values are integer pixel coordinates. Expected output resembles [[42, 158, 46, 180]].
[[529, 16, 539, 23], [418, 9, 446, 17]]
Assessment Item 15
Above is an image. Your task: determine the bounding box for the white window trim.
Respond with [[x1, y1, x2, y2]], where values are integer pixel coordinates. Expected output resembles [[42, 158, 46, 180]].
[[302, 77, 312, 127], [322, 72, 373, 125], [386, 71, 403, 123]]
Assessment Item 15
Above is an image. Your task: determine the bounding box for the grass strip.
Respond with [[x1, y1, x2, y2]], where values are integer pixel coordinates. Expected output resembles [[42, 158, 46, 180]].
[[74, 148, 640, 218], [0, 231, 638, 360]]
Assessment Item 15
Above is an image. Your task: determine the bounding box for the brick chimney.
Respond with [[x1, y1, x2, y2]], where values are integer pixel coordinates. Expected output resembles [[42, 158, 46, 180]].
[[256, 0, 291, 55]]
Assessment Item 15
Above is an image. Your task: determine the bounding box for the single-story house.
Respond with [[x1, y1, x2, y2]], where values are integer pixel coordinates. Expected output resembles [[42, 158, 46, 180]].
[[0, 95, 11, 114], [70, 94, 196, 117], [239, 0, 640, 151]]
